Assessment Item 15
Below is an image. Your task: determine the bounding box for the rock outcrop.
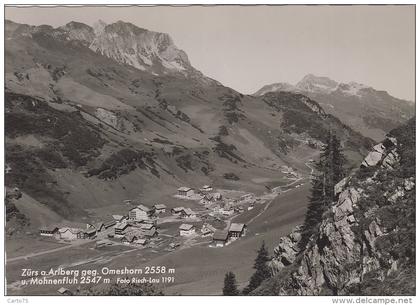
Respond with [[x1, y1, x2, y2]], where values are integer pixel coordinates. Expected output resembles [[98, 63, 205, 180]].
[[259, 118, 415, 296]]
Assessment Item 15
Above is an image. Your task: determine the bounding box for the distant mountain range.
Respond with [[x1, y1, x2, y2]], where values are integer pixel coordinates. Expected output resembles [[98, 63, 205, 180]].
[[254, 74, 414, 141]]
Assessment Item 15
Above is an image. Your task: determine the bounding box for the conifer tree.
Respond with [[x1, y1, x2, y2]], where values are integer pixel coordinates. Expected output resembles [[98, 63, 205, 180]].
[[299, 132, 347, 249], [223, 271, 239, 296], [243, 241, 271, 294]]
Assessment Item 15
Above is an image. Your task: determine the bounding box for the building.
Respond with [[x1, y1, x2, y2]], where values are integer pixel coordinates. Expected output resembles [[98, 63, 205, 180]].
[[141, 218, 157, 225], [57, 227, 83, 240], [129, 204, 153, 221], [228, 223, 246, 239], [179, 224, 195, 236], [143, 227, 158, 239], [182, 208, 197, 219], [212, 230, 229, 247], [201, 223, 216, 237], [201, 185, 213, 192], [39, 226, 59, 237], [154, 204, 167, 214], [171, 207, 186, 216], [85, 227, 97, 239], [121, 230, 143, 244], [134, 238, 147, 246], [103, 216, 117, 229], [115, 222, 130, 236], [177, 187, 194, 197], [139, 222, 156, 231], [201, 193, 214, 202]]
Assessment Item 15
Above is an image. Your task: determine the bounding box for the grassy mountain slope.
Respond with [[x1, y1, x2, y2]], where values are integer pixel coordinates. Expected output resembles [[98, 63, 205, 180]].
[[5, 20, 373, 232]]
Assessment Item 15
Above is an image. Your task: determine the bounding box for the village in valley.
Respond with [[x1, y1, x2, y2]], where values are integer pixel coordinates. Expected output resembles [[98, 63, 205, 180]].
[[6, 163, 306, 295], [37, 184, 266, 252]]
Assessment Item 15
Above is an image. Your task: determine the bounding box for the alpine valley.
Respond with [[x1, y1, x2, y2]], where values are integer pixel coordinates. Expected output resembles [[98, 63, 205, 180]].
[[4, 19, 415, 296]]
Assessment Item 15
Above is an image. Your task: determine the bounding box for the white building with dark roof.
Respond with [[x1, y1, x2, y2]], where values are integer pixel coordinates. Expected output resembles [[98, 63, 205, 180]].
[[129, 204, 153, 221], [153, 204, 167, 214], [177, 187, 194, 197], [179, 223, 195, 236]]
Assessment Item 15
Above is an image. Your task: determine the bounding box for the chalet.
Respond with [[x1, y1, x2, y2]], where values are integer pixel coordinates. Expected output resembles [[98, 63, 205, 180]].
[[182, 208, 197, 219], [143, 227, 158, 239], [121, 229, 144, 244], [57, 227, 84, 240], [212, 230, 229, 247], [103, 216, 117, 229], [228, 223, 246, 239], [171, 207, 186, 216], [39, 226, 59, 237], [134, 238, 147, 246], [201, 223, 216, 237], [139, 222, 156, 231], [154, 204, 167, 214], [177, 187, 194, 197], [115, 222, 130, 235], [201, 193, 214, 202], [129, 204, 153, 221], [85, 227, 97, 239], [179, 224, 195, 236], [201, 185, 213, 192], [141, 218, 157, 225]]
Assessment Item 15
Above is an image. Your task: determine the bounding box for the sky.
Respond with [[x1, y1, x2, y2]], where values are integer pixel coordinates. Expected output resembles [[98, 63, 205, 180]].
[[5, 5, 415, 101]]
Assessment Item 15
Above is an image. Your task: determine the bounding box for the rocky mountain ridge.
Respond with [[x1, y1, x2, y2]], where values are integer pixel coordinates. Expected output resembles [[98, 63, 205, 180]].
[[255, 118, 415, 296], [254, 74, 414, 141], [6, 19, 199, 77]]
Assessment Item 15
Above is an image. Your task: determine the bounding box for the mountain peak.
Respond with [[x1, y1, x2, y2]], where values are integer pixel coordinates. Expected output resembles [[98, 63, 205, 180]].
[[253, 82, 295, 96], [88, 20, 191, 74], [296, 74, 338, 93]]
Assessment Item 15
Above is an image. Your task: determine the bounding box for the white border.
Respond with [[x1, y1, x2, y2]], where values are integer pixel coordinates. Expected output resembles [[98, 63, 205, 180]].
[[0, 1, 417, 305]]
